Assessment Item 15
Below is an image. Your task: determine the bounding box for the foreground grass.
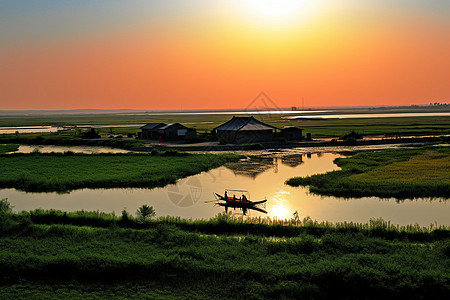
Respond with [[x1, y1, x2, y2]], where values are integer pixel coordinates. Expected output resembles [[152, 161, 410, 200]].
[[0, 210, 449, 299], [0, 144, 18, 154], [286, 146, 450, 199], [0, 151, 239, 192]]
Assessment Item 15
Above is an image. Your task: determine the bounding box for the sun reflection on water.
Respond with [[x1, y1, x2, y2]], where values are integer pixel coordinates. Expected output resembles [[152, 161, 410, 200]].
[[269, 190, 292, 220]]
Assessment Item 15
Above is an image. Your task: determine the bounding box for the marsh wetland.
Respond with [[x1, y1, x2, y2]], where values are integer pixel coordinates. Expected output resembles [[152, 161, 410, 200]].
[[0, 110, 449, 299], [2, 146, 449, 226]]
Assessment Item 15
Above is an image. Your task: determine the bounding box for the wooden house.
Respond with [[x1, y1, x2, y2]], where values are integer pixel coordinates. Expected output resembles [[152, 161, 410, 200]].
[[213, 116, 278, 144], [158, 123, 196, 141], [139, 123, 166, 139]]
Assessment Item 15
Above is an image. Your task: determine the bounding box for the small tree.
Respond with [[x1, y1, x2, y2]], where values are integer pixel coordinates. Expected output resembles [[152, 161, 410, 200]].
[[0, 198, 13, 213], [136, 205, 156, 222], [121, 208, 130, 220], [341, 130, 363, 141], [117, 208, 134, 226], [81, 128, 100, 139]]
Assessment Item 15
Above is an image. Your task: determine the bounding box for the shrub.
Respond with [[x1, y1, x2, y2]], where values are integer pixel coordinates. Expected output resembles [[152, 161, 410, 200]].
[[136, 205, 156, 222], [341, 130, 363, 141], [81, 128, 100, 139], [121, 209, 131, 221], [0, 198, 13, 213]]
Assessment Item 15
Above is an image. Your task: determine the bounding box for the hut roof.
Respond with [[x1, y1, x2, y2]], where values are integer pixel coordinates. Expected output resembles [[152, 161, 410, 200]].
[[214, 116, 277, 131], [159, 123, 187, 130], [140, 123, 166, 130]]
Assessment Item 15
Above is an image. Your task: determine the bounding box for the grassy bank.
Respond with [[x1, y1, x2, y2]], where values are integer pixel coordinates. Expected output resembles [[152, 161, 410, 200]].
[[0, 132, 143, 149], [0, 151, 239, 192], [16, 208, 450, 241], [0, 210, 448, 299], [286, 146, 450, 199], [0, 144, 18, 154]]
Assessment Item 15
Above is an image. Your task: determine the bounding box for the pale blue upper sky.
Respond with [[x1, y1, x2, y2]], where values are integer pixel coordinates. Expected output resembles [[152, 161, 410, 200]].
[[1, 0, 448, 46]]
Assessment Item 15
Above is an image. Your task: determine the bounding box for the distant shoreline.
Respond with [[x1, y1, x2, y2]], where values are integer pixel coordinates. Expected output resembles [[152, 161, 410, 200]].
[[0, 104, 448, 116]]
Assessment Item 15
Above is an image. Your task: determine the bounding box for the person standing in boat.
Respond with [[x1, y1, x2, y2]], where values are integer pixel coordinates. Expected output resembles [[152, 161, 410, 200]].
[[224, 190, 228, 199], [242, 194, 248, 202]]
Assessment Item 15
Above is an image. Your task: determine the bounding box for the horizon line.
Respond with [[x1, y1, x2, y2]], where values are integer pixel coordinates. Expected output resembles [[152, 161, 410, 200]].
[[0, 103, 443, 114]]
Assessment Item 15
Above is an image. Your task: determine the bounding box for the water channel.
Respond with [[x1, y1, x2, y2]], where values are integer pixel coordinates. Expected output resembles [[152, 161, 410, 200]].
[[2, 150, 449, 226]]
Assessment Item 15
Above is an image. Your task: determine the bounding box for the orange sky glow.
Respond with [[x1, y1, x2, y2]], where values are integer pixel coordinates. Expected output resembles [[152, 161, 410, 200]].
[[0, 1, 448, 110]]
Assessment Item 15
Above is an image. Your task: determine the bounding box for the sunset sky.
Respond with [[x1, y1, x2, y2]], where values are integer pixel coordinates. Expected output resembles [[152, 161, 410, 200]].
[[0, 1, 448, 110]]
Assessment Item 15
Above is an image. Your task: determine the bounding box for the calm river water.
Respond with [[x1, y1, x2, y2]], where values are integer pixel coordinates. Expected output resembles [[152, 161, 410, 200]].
[[2, 152, 449, 226]]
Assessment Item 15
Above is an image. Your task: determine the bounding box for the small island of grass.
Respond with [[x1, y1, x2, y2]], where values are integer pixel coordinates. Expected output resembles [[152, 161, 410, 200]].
[[286, 146, 450, 199], [0, 150, 240, 192]]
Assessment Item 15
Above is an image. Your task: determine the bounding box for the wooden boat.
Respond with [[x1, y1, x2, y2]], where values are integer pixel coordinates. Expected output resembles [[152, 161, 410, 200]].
[[210, 189, 267, 215]]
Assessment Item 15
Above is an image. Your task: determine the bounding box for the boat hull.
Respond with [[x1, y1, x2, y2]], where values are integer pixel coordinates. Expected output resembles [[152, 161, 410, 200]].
[[215, 193, 267, 214]]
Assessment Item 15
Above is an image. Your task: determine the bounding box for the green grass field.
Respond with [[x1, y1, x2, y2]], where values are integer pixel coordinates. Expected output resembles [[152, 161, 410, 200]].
[[0, 151, 239, 192], [292, 116, 450, 137], [286, 146, 450, 199], [351, 151, 449, 185], [1, 109, 449, 138], [0, 209, 448, 299]]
